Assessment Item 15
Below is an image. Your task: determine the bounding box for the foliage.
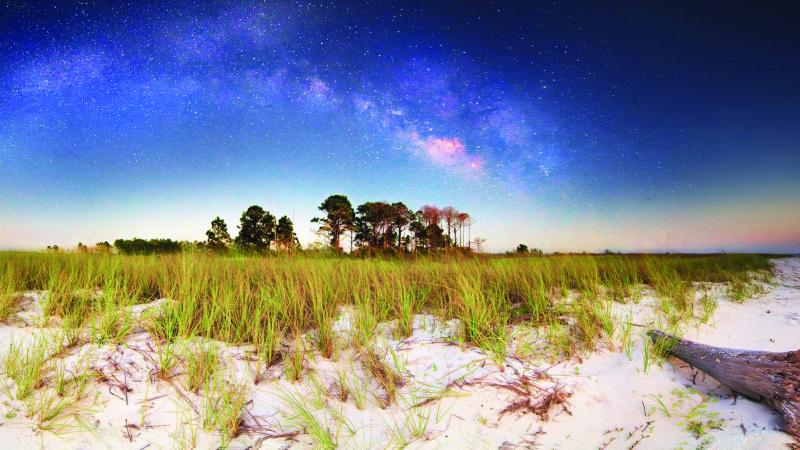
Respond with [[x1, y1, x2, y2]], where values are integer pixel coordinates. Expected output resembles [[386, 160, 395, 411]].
[[3, 333, 54, 399], [354, 201, 398, 248], [275, 215, 298, 251], [113, 238, 182, 254], [234, 205, 276, 253], [202, 372, 250, 447], [647, 388, 725, 440], [312, 194, 355, 251], [205, 216, 233, 252], [0, 252, 773, 365]]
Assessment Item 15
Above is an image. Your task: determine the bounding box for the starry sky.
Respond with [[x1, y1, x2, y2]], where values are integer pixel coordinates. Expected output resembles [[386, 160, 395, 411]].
[[1, 1, 799, 253]]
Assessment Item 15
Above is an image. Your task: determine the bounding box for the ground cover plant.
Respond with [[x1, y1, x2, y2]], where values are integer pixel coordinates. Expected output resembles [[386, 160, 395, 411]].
[[0, 252, 772, 358], [0, 251, 777, 446]]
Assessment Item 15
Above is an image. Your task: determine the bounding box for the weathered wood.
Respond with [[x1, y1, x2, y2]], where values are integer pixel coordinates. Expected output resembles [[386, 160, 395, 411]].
[[648, 330, 800, 437]]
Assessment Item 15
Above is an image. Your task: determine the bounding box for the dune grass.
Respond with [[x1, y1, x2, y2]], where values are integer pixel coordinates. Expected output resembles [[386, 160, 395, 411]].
[[183, 339, 221, 393], [202, 371, 251, 447], [3, 332, 55, 400], [277, 386, 337, 449], [0, 252, 773, 369], [0, 251, 777, 445]]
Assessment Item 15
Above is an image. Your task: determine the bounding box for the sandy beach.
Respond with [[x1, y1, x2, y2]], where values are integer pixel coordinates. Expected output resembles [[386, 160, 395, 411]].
[[0, 258, 795, 449]]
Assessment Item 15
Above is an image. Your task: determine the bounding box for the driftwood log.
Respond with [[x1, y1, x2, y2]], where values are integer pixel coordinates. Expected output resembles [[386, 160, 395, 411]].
[[648, 330, 800, 437]]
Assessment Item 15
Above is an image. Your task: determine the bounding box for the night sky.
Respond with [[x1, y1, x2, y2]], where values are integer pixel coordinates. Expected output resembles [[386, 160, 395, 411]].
[[1, 1, 798, 252]]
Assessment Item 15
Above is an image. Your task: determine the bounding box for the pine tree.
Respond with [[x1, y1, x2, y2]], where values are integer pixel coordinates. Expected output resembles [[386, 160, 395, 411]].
[[205, 216, 232, 252], [235, 205, 276, 252], [276, 215, 295, 251], [312, 195, 354, 251]]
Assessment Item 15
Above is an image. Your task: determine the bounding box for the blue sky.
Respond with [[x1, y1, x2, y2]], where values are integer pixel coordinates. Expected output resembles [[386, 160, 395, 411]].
[[1, 1, 798, 252]]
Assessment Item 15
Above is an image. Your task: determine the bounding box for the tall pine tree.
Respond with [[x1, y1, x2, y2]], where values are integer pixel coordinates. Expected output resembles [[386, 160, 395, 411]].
[[205, 216, 232, 252], [235, 205, 275, 252], [276, 215, 295, 251]]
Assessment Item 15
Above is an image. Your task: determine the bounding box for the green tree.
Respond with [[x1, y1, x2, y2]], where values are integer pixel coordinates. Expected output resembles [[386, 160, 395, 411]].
[[234, 205, 276, 253], [113, 238, 181, 254], [516, 244, 529, 254], [205, 216, 232, 252], [354, 201, 395, 248], [276, 215, 295, 251], [390, 202, 413, 249], [312, 195, 354, 251], [409, 218, 427, 251], [95, 241, 112, 253], [426, 223, 446, 249], [76, 242, 88, 253]]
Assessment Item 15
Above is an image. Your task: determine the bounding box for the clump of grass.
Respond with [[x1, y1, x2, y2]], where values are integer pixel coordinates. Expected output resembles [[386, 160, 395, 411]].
[[52, 350, 95, 398], [388, 389, 435, 445], [362, 349, 403, 408], [304, 270, 338, 359], [454, 275, 512, 365], [3, 332, 55, 400], [151, 342, 180, 381], [652, 274, 694, 327], [545, 319, 572, 360], [277, 387, 336, 449], [645, 393, 671, 417], [642, 334, 652, 373], [183, 340, 221, 393], [59, 309, 88, 349], [332, 368, 350, 403], [343, 365, 368, 409], [571, 292, 617, 352], [352, 291, 382, 349], [727, 276, 767, 303], [283, 337, 308, 382], [642, 328, 679, 373], [594, 301, 616, 348], [202, 372, 250, 448], [33, 357, 97, 436], [90, 298, 132, 345], [0, 293, 17, 322], [24, 386, 99, 436], [252, 291, 284, 383], [392, 286, 428, 338], [146, 300, 191, 344], [619, 315, 634, 360], [698, 290, 717, 324], [173, 407, 200, 450]]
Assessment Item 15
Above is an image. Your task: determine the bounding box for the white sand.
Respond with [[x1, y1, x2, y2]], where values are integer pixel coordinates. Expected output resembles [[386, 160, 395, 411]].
[[0, 258, 797, 449]]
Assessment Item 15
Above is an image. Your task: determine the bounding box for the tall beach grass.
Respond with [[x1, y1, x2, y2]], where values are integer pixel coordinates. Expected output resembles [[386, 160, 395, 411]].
[[0, 251, 774, 362]]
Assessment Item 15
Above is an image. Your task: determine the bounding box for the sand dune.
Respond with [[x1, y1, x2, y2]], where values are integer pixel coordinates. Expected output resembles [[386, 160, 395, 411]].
[[0, 259, 796, 449]]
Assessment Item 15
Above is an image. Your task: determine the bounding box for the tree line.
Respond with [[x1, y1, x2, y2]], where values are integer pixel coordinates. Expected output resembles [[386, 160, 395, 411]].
[[310, 195, 475, 254], [204, 205, 299, 254], [49, 195, 492, 255], [201, 196, 475, 255], [56, 206, 299, 255]]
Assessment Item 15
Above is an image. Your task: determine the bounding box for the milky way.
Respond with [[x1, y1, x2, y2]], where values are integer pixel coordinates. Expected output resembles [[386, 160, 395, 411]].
[[2, 2, 570, 185]]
